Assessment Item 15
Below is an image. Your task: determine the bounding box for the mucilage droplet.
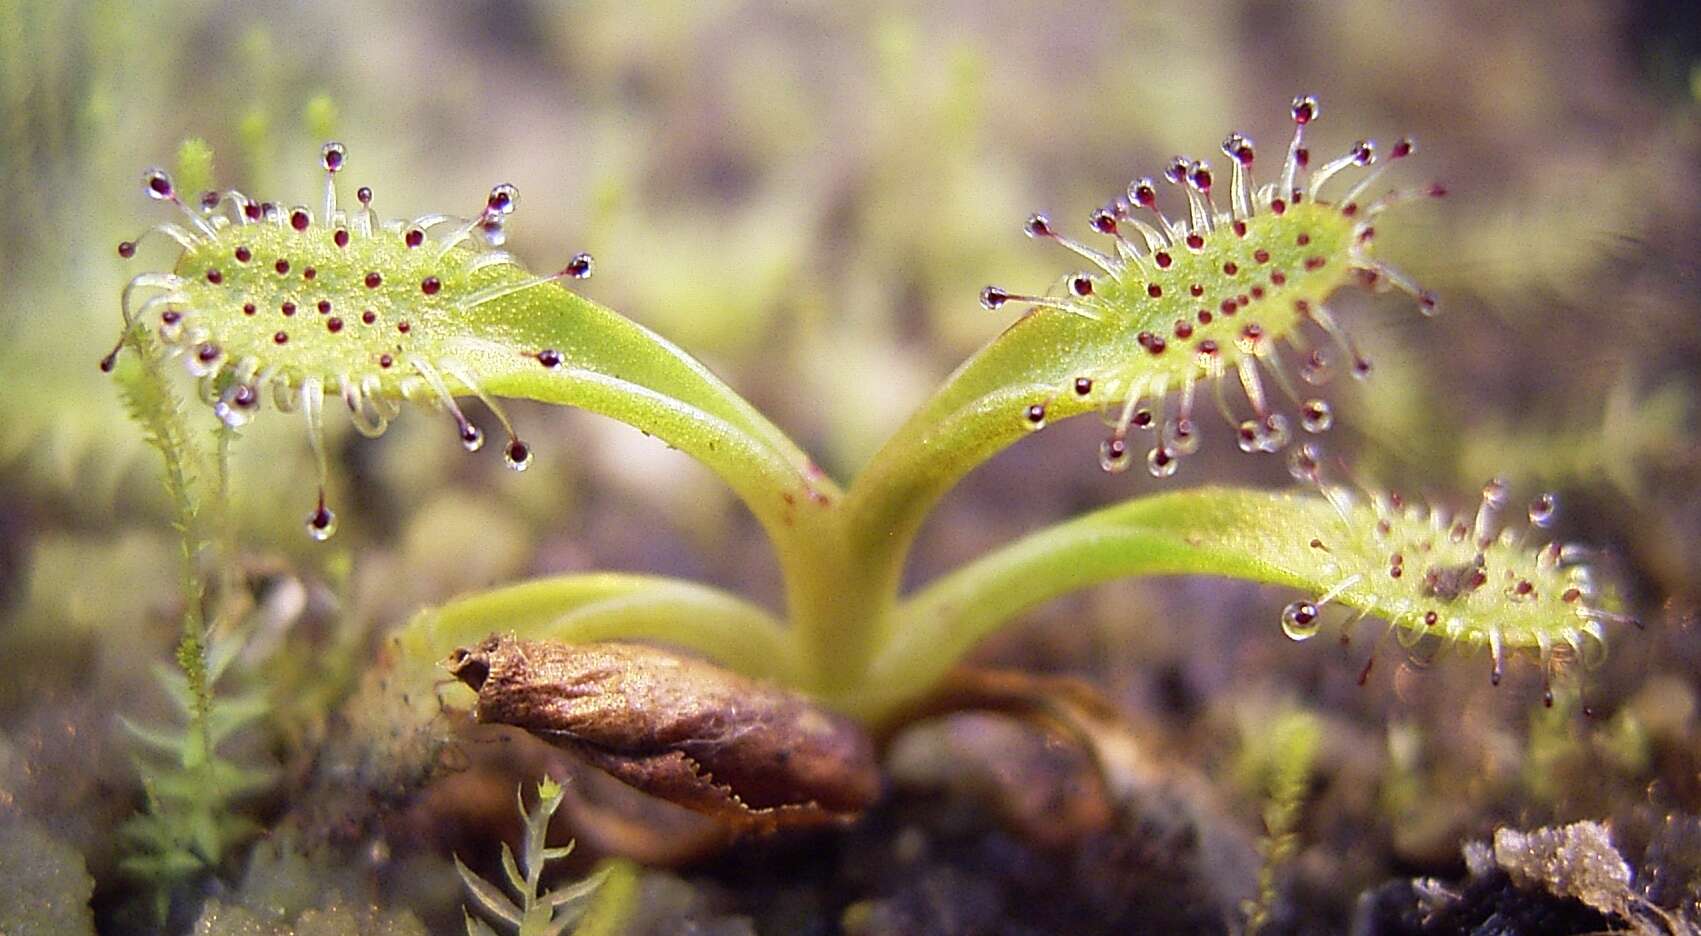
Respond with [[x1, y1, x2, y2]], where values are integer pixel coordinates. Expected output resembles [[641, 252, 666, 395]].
[[1281, 600, 1322, 641]]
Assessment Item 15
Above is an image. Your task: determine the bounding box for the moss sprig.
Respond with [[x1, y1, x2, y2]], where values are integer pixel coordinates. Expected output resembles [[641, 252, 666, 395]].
[[456, 776, 612, 936], [117, 628, 275, 918], [1236, 707, 1323, 934]]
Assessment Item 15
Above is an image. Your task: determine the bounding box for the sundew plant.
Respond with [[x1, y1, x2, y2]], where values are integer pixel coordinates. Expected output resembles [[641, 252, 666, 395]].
[[105, 94, 1634, 737]]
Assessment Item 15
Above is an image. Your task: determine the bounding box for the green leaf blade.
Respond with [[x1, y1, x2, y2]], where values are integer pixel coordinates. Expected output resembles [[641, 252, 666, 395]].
[[456, 855, 524, 928], [395, 572, 800, 688]]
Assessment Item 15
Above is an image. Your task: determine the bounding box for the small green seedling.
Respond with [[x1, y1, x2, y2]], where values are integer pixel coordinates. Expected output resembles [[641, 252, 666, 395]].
[[456, 776, 608, 936], [108, 96, 1632, 732]]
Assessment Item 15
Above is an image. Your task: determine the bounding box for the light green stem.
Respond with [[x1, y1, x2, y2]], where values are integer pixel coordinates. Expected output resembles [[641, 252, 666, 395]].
[[440, 297, 847, 651], [858, 487, 1338, 721], [393, 572, 800, 690], [842, 312, 1105, 653]]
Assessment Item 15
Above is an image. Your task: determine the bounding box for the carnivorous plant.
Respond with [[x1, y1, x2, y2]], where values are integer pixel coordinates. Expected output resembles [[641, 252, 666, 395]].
[[106, 96, 1632, 814]]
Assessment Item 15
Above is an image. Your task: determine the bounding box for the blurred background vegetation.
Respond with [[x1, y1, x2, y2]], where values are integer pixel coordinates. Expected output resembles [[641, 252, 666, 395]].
[[0, 0, 1697, 932]]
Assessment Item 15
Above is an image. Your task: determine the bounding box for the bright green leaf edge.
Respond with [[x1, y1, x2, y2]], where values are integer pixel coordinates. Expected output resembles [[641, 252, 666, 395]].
[[439, 288, 838, 538], [394, 572, 801, 695]]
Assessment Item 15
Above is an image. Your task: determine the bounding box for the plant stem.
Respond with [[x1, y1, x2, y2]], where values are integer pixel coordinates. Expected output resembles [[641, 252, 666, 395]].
[[780, 512, 877, 696], [842, 312, 1104, 653], [118, 331, 215, 756], [445, 294, 853, 623], [859, 487, 1349, 722]]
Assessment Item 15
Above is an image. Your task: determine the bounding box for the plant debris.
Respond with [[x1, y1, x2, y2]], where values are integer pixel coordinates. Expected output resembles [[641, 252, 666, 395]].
[[446, 637, 880, 834], [1485, 821, 1633, 918]]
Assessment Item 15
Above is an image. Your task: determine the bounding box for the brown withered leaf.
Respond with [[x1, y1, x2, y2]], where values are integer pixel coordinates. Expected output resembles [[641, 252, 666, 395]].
[[444, 636, 880, 834]]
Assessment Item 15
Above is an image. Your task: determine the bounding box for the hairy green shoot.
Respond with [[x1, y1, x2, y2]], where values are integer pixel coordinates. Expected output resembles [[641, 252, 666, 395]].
[[1237, 707, 1323, 934], [117, 628, 274, 918]]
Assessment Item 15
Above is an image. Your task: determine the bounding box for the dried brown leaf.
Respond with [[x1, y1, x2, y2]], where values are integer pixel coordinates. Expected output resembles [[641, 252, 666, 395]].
[[445, 637, 879, 834]]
